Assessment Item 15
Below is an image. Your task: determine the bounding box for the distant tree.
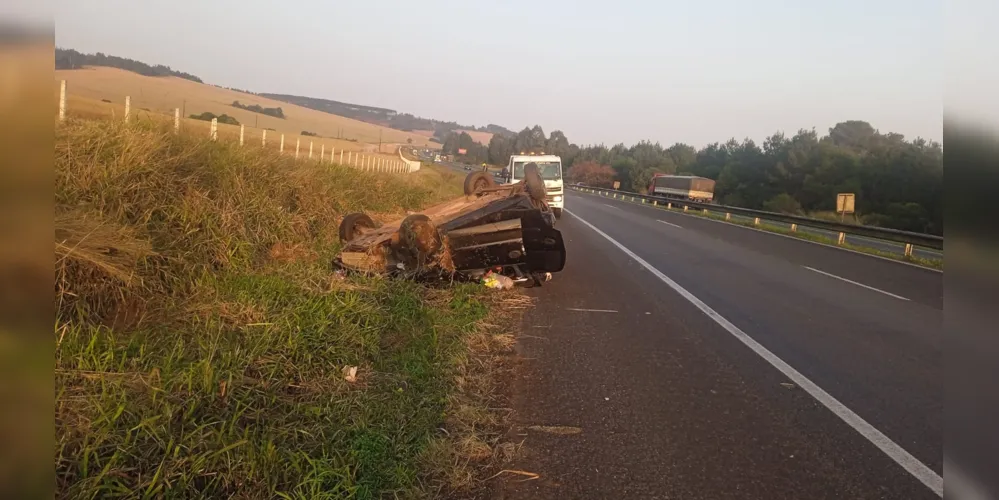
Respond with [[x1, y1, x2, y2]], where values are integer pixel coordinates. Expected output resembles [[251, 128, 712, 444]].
[[55, 48, 203, 82], [189, 112, 239, 125], [567, 161, 616, 187], [407, 138, 413, 144]]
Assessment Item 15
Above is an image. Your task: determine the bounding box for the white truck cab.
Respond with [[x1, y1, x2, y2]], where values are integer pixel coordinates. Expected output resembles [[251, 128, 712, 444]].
[[503, 154, 564, 219]]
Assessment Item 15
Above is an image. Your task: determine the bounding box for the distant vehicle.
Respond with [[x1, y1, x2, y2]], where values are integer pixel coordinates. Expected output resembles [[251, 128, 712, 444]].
[[463, 165, 473, 171], [503, 154, 564, 219], [647, 174, 715, 203]]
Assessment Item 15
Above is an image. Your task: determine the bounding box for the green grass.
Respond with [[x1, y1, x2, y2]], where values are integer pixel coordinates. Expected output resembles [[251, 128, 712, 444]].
[[55, 118, 506, 498], [590, 190, 943, 270]]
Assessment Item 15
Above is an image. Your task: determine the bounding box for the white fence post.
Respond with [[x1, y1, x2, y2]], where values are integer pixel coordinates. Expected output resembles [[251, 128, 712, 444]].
[[58, 80, 67, 122], [124, 96, 130, 122], [174, 108, 180, 133], [239, 124, 245, 146], [321, 144, 325, 161], [340, 150, 344, 164], [262, 129, 267, 147], [280, 134, 284, 153], [210, 118, 218, 141], [309, 141, 313, 160], [295, 138, 300, 159]]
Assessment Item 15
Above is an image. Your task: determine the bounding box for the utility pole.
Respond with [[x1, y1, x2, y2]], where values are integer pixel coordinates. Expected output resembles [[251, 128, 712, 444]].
[[379, 129, 383, 153]]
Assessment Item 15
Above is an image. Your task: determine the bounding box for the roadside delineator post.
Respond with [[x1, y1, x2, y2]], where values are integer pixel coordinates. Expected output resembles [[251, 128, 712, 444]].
[[904, 243, 914, 257], [702, 209, 708, 215], [754, 217, 761, 225], [174, 108, 180, 133], [790, 223, 797, 232], [837, 232, 846, 245], [683, 205, 688, 212], [58, 80, 67, 122], [726, 213, 731, 221], [653, 200, 658, 207], [667, 202, 672, 209]]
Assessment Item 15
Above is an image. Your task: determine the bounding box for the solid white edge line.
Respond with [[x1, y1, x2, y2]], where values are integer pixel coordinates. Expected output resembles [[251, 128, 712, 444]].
[[657, 219, 683, 229], [570, 190, 943, 274], [565, 208, 943, 497], [803, 266, 911, 301], [566, 308, 618, 313], [602, 203, 620, 210]]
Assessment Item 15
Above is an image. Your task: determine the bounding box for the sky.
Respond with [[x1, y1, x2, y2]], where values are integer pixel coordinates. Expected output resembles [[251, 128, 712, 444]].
[[53, 0, 945, 147]]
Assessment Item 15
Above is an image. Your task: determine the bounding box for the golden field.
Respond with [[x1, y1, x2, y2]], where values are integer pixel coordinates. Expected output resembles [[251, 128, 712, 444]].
[[56, 66, 440, 157]]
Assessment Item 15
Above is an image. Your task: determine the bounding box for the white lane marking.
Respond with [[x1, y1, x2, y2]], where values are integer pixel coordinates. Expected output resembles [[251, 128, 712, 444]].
[[566, 308, 618, 313], [567, 191, 942, 274], [602, 204, 620, 210], [803, 266, 910, 301], [565, 209, 943, 497], [657, 219, 683, 229]]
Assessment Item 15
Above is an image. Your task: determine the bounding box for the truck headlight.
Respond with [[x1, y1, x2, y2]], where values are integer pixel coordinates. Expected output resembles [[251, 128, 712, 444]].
[[553, 196, 562, 202]]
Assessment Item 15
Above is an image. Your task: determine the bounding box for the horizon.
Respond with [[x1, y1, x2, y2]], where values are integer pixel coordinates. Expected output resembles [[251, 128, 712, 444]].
[[54, 0, 942, 148]]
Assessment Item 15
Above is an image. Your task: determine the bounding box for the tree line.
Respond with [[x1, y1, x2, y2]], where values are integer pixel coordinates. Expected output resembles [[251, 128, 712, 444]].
[[441, 120, 941, 235], [55, 48, 203, 83], [231, 101, 285, 119]]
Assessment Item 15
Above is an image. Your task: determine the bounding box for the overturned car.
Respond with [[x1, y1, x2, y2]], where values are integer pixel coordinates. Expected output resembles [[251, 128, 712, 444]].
[[335, 164, 566, 286]]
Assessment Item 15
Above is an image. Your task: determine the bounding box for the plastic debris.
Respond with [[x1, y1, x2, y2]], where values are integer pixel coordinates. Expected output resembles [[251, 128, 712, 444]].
[[482, 270, 515, 290], [343, 366, 358, 383]]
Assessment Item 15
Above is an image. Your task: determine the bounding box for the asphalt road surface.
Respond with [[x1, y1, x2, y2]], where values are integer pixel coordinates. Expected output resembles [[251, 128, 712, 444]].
[[494, 191, 942, 499], [580, 188, 943, 261]]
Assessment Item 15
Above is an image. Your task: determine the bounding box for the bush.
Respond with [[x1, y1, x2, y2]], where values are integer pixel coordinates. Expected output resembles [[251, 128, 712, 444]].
[[232, 100, 285, 119], [189, 111, 240, 126], [763, 193, 804, 214], [301, 130, 318, 137]]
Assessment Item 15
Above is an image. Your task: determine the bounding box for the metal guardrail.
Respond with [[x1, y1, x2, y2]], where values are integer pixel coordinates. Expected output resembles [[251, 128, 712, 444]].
[[569, 185, 944, 251]]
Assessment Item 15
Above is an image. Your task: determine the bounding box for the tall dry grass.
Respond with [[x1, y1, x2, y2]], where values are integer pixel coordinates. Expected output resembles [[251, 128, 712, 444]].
[[54, 118, 506, 499]]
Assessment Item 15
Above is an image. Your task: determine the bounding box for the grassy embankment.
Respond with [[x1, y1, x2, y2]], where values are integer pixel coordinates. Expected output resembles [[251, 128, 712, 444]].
[[55, 118, 521, 498]]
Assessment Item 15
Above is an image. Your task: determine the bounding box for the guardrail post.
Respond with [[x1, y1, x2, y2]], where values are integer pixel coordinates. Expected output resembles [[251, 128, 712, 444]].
[[837, 232, 846, 245], [790, 223, 797, 232], [904, 243, 914, 257], [725, 213, 731, 221], [59, 80, 67, 122]]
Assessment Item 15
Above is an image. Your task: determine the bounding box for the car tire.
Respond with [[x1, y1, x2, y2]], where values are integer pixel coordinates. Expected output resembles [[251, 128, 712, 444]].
[[463, 171, 496, 196], [523, 163, 546, 202], [339, 212, 377, 243]]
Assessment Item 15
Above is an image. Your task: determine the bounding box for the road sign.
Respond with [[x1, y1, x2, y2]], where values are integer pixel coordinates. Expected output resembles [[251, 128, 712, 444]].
[[836, 193, 856, 214], [458, 148, 467, 155], [613, 181, 621, 190]]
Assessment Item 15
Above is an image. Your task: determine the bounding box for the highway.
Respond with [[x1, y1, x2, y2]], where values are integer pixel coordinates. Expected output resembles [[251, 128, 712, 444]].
[[495, 190, 942, 499], [580, 188, 943, 261]]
